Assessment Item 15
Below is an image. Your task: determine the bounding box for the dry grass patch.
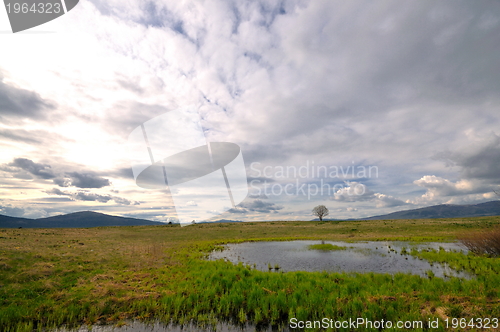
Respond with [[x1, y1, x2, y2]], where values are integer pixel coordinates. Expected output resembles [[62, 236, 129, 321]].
[[458, 226, 500, 256]]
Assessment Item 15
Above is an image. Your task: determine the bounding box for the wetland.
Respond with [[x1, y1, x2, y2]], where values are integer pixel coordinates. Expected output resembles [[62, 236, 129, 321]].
[[1, 217, 499, 331]]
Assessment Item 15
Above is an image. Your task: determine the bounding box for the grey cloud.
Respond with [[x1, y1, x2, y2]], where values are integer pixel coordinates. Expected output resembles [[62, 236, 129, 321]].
[[112, 196, 139, 205], [0, 205, 25, 217], [45, 188, 139, 205], [73, 191, 113, 203], [0, 74, 56, 122], [434, 134, 500, 183], [415, 133, 500, 202], [373, 193, 410, 208], [0, 128, 74, 149], [110, 167, 134, 180], [3, 158, 111, 188], [90, 1, 181, 31], [46, 188, 67, 196], [102, 101, 171, 139], [8, 158, 55, 179], [332, 182, 408, 208], [413, 175, 493, 198], [54, 172, 111, 189], [246, 176, 276, 183], [236, 199, 284, 213], [248, 193, 269, 199], [0, 203, 48, 219], [200, 0, 500, 152], [38, 197, 74, 202], [117, 79, 145, 95], [0, 128, 42, 145], [2, 0, 500, 221], [227, 207, 248, 214]]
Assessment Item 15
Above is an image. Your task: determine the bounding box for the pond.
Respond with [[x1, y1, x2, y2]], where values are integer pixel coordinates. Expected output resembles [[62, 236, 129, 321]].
[[53, 240, 471, 332], [208, 240, 473, 279]]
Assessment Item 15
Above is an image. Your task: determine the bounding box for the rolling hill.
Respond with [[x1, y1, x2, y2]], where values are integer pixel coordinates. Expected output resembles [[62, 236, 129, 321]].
[[0, 211, 166, 228], [2, 200, 500, 228], [310, 201, 500, 221], [363, 200, 500, 220]]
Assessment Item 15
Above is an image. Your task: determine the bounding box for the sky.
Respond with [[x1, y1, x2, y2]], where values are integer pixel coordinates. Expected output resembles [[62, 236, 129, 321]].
[[0, 0, 499, 222]]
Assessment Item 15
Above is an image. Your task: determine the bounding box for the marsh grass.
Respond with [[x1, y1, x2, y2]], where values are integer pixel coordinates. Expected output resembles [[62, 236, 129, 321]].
[[307, 243, 346, 251], [458, 226, 500, 256], [0, 217, 499, 331]]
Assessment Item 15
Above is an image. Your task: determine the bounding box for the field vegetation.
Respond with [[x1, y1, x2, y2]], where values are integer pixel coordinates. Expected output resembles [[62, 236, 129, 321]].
[[458, 226, 500, 257], [307, 243, 346, 251], [0, 217, 499, 331]]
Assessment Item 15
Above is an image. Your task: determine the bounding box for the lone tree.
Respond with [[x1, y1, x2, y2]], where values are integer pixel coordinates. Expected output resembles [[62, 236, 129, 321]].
[[312, 205, 329, 221]]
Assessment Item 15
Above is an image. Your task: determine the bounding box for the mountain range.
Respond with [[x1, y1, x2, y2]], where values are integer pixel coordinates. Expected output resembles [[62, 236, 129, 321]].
[[314, 201, 500, 221], [0, 211, 165, 228], [1, 200, 499, 228], [361, 200, 500, 220]]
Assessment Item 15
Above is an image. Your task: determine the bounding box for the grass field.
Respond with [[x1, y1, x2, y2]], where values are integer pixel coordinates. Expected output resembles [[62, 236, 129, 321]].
[[1, 217, 499, 331]]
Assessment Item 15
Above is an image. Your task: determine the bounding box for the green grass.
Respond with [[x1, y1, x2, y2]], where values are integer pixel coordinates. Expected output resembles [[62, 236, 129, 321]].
[[307, 243, 346, 251], [0, 217, 499, 331]]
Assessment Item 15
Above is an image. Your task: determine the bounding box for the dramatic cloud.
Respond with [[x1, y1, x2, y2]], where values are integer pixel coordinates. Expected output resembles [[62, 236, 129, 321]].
[[8, 158, 55, 179], [229, 199, 283, 214], [414, 176, 487, 197], [2, 158, 111, 188], [45, 188, 139, 205], [434, 133, 500, 183], [332, 182, 408, 208], [0, 74, 56, 123], [413, 133, 500, 204], [412, 175, 498, 205], [0, 0, 499, 220], [54, 172, 111, 189]]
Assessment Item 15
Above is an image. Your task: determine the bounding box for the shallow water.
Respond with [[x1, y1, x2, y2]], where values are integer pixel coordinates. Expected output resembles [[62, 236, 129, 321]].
[[52, 321, 280, 332], [209, 240, 472, 279]]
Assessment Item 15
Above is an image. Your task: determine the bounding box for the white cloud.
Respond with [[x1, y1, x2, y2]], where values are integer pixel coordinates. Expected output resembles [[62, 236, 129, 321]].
[[411, 132, 500, 204], [412, 175, 497, 204], [332, 182, 408, 208]]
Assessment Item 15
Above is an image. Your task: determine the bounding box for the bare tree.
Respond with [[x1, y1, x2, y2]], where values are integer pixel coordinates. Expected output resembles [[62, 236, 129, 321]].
[[312, 205, 329, 221]]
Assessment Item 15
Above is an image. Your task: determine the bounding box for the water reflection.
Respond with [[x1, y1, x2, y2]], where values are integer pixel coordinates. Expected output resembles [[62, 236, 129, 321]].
[[209, 240, 472, 279], [53, 321, 281, 332]]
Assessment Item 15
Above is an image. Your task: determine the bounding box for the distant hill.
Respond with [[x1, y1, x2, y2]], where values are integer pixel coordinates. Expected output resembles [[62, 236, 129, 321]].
[[0, 211, 166, 228], [201, 219, 243, 224], [311, 200, 500, 221], [3, 201, 500, 228], [363, 201, 500, 220], [0, 215, 33, 227]]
